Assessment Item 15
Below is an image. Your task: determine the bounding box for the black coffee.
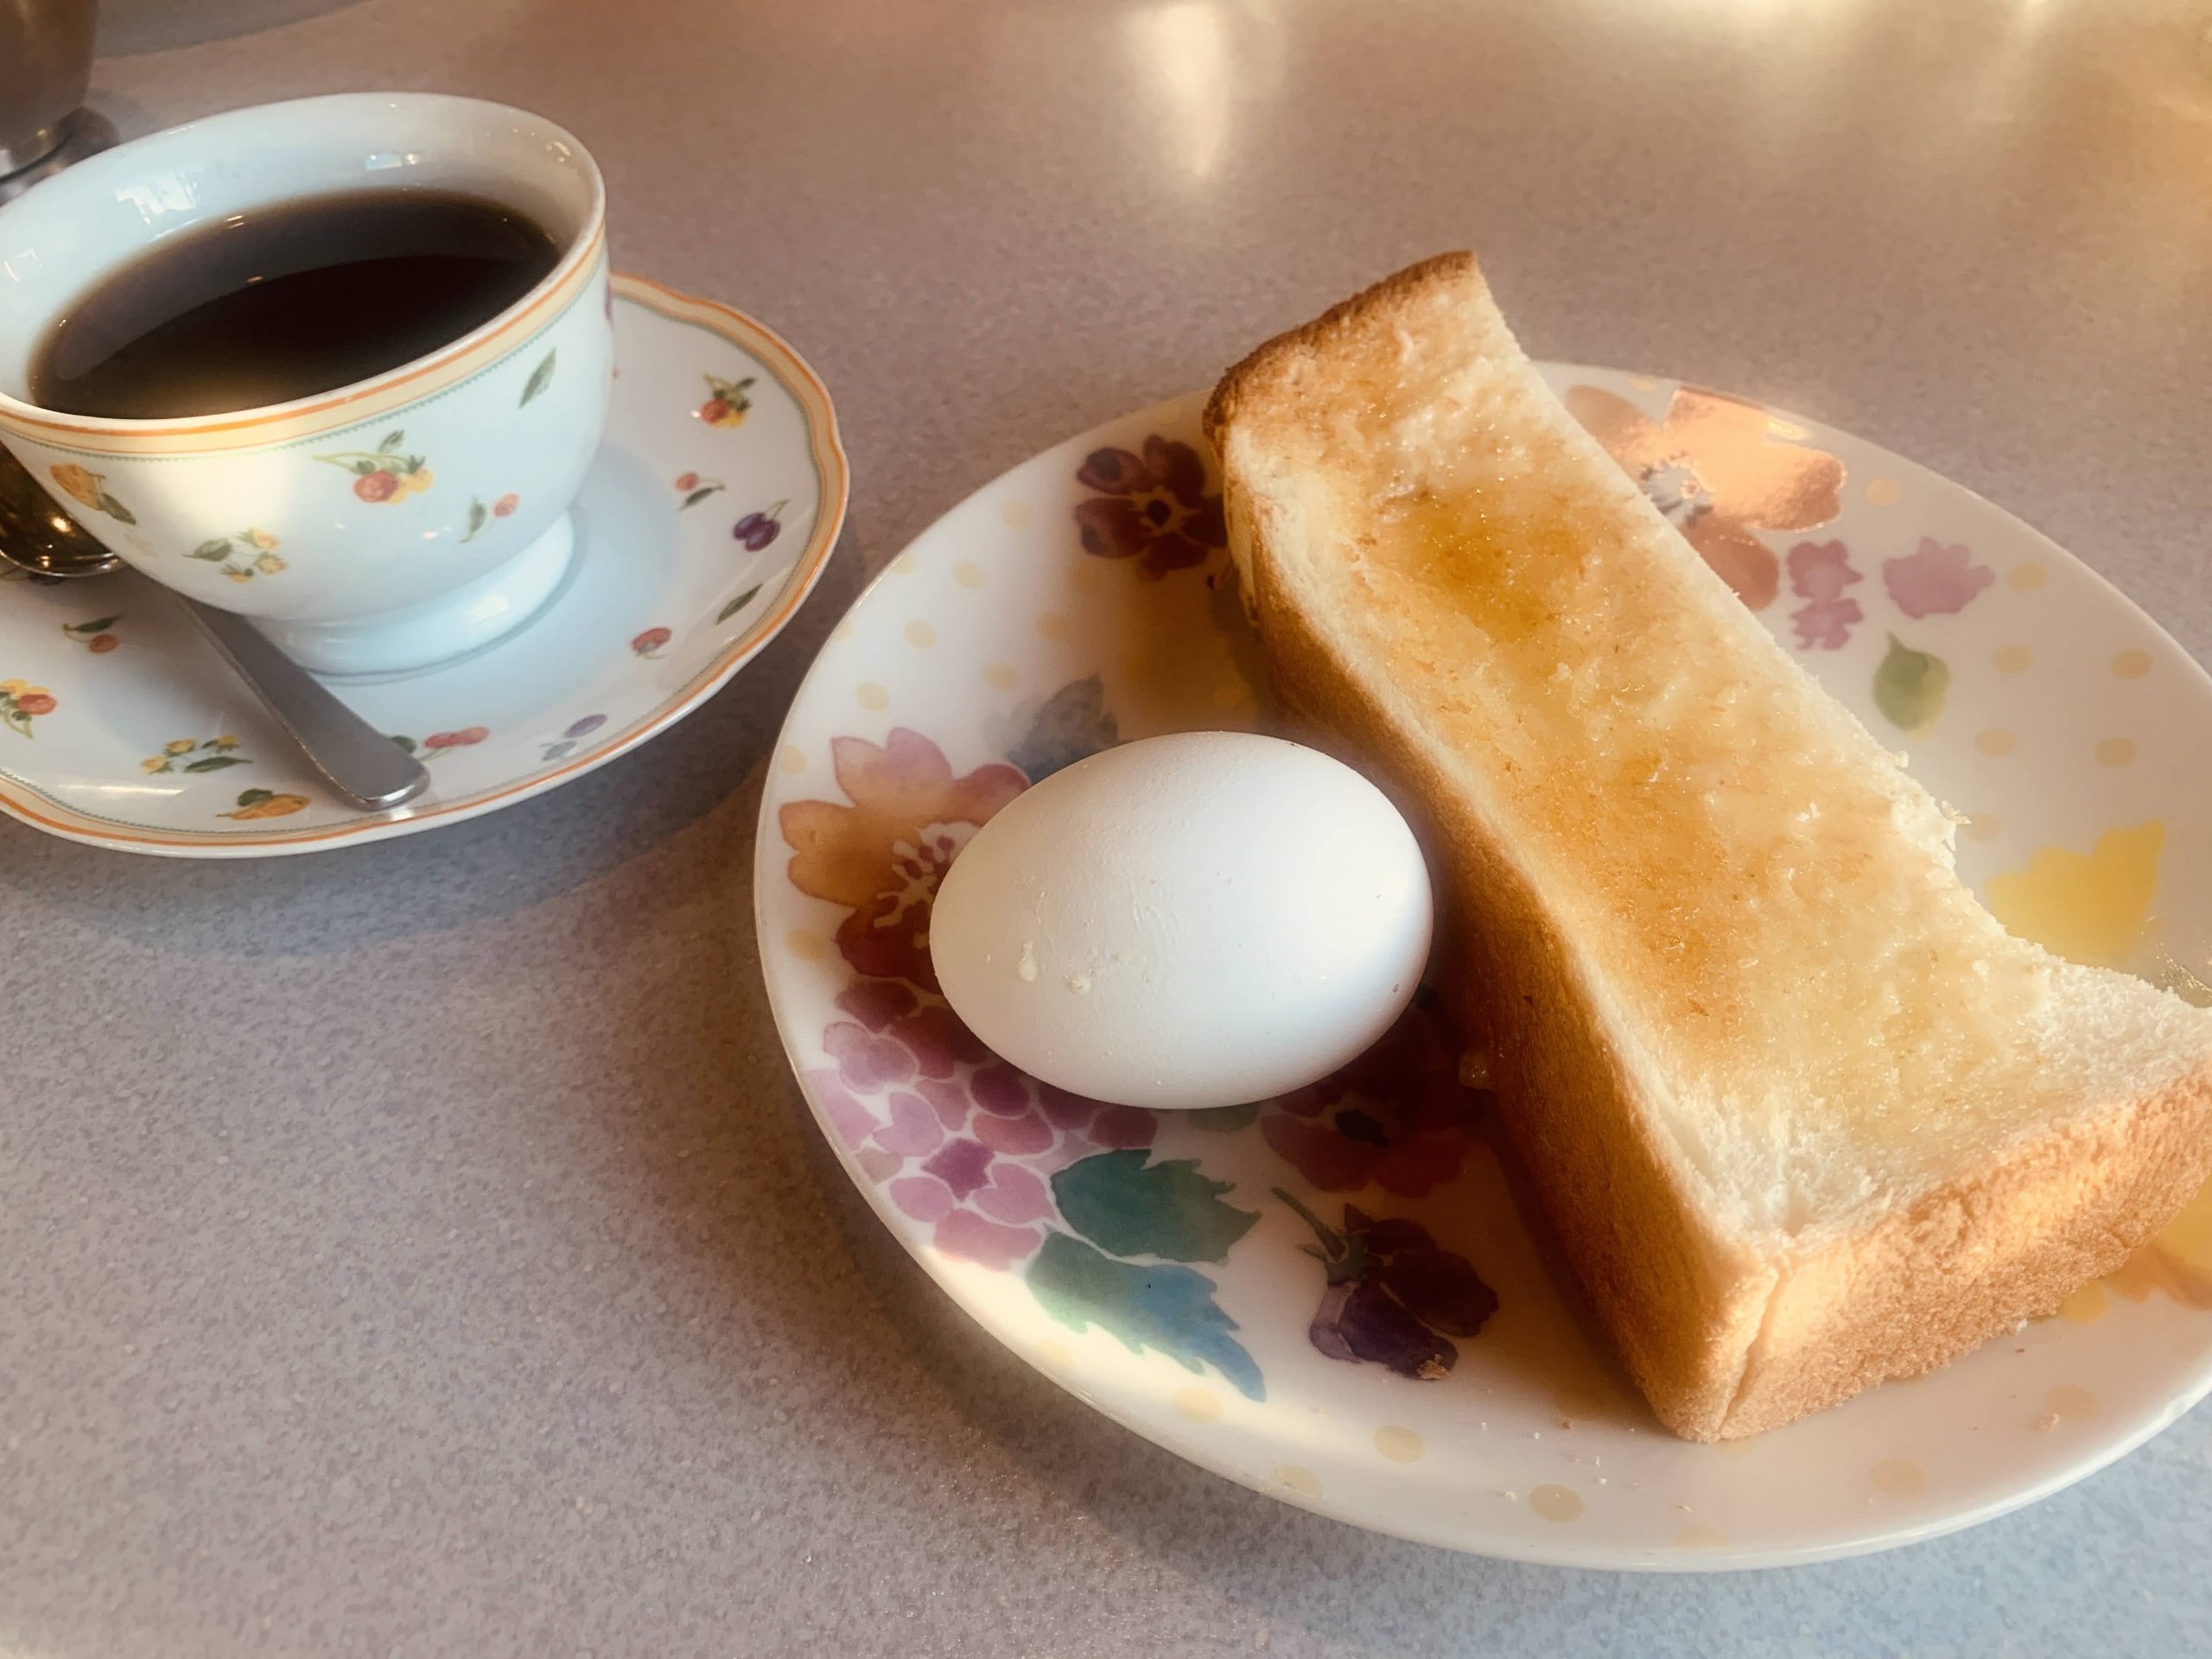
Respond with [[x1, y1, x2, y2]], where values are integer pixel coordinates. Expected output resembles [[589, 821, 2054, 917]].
[[29, 189, 562, 419]]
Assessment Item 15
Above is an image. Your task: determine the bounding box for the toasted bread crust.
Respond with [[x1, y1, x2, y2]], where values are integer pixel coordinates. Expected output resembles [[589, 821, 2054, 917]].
[[1208, 253, 2212, 1439]]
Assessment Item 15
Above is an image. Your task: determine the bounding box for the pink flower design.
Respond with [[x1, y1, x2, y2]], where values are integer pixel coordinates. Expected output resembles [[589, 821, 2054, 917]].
[[1884, 538, 1994, 619], [1072, 435, 1227, 579], [781, 729, 1026, 992], [790, 725, 1166, 1273], [1786, 539, 1865, 651], [823, 1020, 915, 1091], [1567, 385, 1845, 612]]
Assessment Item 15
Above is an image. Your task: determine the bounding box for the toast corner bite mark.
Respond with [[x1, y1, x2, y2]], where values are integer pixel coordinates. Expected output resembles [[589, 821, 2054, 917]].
[[1206, 253, 2212, 1440]]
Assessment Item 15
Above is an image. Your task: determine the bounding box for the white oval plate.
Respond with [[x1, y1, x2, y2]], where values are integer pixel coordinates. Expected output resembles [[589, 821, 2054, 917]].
[[754, 372, 2212, 1568], [0, 275, 846, 855]]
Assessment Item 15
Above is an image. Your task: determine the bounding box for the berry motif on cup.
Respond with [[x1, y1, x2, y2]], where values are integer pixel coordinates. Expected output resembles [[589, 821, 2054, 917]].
[[188, 528, 285, 582], [631, 626, 673, 659], [60, 616, 121, 655], [519, 350, 557, 409], [315, 429, 433, 503], [222, 788, 310, 821], [697, 372, 756, 429], [675, 472, 726, 511], [734, 500, 785, 552], [47, 464, 136, 525], [142, 734, 247, 774], [389, 726, 490, 760], [461, 493, 523, 543], [715, 583, 763, 625], [0, 677, 56, 737], [538, 713, 607, 764]]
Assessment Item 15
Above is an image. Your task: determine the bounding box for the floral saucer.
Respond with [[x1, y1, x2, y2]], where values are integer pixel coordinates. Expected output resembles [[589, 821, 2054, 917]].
[[757, 374, 2212, 1568], [0, 275, 845, 856]]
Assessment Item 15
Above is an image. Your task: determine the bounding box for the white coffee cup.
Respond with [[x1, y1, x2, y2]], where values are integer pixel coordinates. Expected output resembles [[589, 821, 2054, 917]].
[[0, 93, 613, 677]]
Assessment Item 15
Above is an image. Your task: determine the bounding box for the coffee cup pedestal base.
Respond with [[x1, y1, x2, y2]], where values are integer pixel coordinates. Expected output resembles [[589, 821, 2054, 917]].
[[262, 512, 578, 680]]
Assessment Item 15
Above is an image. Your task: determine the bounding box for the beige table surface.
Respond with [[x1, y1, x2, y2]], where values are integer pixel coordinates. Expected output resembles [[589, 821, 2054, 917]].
[[7, 1, 2212, 1654]]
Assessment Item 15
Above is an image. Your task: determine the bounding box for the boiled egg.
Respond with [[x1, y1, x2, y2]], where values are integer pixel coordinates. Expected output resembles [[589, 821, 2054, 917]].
[[929, 731, 1433, 1109]]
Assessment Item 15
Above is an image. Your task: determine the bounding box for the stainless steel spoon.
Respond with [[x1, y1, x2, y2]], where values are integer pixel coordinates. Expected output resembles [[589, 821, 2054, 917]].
[[0, 448, 429, 810]]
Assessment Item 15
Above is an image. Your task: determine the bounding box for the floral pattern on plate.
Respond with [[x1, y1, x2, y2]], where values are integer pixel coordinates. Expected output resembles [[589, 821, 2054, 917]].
[[697, 372, 756, 429], [759, 375, 2212, 1570], [780, 702, 1289, 1395], [142, 734, 247, 774], [60, 616, 121, 654], [1566, 384, 1844, 608], [0, 677, 56, 736]]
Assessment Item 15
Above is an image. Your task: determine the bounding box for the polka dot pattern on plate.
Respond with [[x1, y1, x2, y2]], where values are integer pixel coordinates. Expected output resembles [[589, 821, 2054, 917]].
[[2045, 1384, 2101, 1421], [1373, 1427, 1423, 1464], [1872, 1459, 1929, 1497], [1530, 1484, 1585, 1522], [1173, 1388, 1224, 1423]]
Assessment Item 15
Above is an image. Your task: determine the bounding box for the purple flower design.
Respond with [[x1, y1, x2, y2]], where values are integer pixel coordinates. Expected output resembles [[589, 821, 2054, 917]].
[[805, 976, 1157, 1274], [1276, 1191, 1497, 1379], [1787, 539, 1865, 651], [1072, 435, 1226, 579], [1885, 538, 1994, 619]]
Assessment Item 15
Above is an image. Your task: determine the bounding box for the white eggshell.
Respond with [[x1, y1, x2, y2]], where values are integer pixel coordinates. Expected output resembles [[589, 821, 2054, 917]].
[[929, 731, 1433, 1109]]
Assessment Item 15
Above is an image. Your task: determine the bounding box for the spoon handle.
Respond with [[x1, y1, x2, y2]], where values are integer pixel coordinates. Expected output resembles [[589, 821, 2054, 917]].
[[181, 600, 430, 810]]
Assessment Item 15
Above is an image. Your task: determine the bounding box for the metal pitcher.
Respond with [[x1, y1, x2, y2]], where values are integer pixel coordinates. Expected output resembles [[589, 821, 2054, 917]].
[[1, 0, 98, 178]]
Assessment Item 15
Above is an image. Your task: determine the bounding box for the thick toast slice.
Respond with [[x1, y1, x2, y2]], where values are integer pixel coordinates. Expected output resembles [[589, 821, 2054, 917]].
[[1206, 253, 2212, 1438]]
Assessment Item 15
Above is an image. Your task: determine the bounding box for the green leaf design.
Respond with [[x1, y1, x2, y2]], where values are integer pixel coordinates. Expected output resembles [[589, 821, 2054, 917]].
[[1183, 1102, 1262, 1133], [233, 788, 273, 809], [462, 499, 489, 542], [390, 735, 418, 754], [1873, 633, 1949, 733], [520, 351, 556, 407], [67, 615, 121, 635], [1006, 676, 1118, 781], [682, 486, 721, 511], [378, 429, 404, 452], [183, 755, 248, 772], [188, 540, 232, 562], [3, 708, 32, 739], [715, 584, 762, 624], [1051, 1150, 1259, 1265], [99, 493, 136, 525], [1025, 1230, 1263, 1401]]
